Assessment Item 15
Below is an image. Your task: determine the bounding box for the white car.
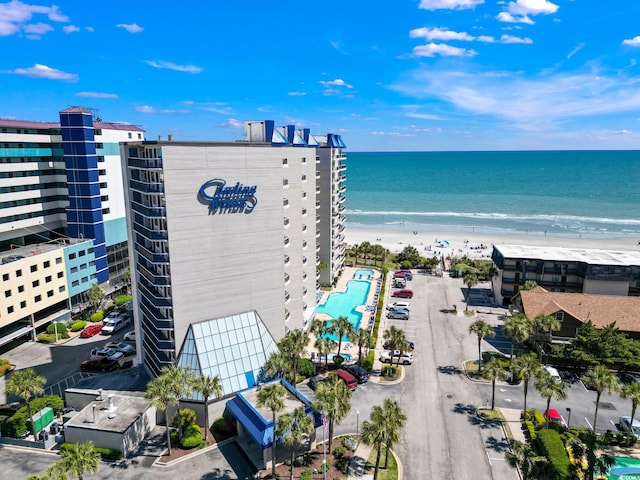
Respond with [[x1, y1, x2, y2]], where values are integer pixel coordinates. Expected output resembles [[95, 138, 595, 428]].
[[379, 351, 413, 365], [620, 416, 640, 438], [387, 310, 409, 320], [101, 312, 130, 335], [123, 330, 136, 342], [388, 302, 411, 311], [541, 365, 561, 380], [89, 347, 124, 361], [104, 341, 135, 355]]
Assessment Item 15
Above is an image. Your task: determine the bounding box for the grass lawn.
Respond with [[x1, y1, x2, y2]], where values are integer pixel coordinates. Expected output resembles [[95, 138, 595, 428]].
[[365, 447, 398, 480]]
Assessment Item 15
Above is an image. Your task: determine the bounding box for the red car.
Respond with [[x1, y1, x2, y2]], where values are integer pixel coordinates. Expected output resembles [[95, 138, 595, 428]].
[[80, 323, 104, 338], [392, 289, 413, 298]]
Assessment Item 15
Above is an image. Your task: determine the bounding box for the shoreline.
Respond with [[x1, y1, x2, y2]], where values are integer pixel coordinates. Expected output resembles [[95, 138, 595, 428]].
[[344, 226, 640, 258]]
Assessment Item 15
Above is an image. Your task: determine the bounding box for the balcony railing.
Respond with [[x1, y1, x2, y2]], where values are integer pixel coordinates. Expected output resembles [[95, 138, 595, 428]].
[[129, 179, 164, 194], [128, 158, 163, 169], [131, 201, 166, 217]]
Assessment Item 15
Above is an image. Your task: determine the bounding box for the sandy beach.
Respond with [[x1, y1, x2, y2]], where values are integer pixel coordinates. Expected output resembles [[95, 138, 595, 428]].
[[345, 227, 640, 259]]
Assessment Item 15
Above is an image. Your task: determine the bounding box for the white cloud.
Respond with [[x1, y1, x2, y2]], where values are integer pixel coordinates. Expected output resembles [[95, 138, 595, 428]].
[[406, 112, 440, 120], [218, 118, 243, 129], [145, 60, 202, 74], [288, 91, 307, 96], [6, 63, 77, 81], [320, 79, 353, 88], [500, 34, 533, 44], [0, 1, 68, 37], [63, 24, 79, 33], [615, 129, 631, 134], [419, 0, 483, 10], [24, 22, 51, 35], [181, 100, 230, 114], [369, 131, 416, 137], [567, 43, 585, 59], [496, 11, 534, 24], [116, 23, 143, 34], [413, 43, 477, 57], [507, 0, 558, 16], [622, 36, 640, 46], [135, 105, 156, 113], [476, 35, 496, 43], [85, 26, 93, 32], [76, 91, 119, 99], [409, 27, 474, 42]]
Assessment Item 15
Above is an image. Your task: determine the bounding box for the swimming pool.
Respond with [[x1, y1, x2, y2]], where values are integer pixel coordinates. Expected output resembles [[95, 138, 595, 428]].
[[354, 269, 375, 279], [317, 280, 371, 340], [607, 456, 640, 479]]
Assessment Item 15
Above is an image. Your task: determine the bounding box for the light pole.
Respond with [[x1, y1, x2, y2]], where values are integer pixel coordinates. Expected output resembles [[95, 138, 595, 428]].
[[356, 410, 360, 438], [566, 407, 572, 428]]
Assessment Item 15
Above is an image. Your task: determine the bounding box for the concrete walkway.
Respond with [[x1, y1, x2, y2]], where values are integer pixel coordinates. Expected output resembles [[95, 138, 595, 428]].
[[501, 407, 526, 444]]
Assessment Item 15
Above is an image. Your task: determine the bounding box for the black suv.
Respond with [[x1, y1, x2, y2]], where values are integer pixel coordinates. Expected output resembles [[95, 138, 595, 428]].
[[308, 375, 330, 391], [342, 364, 369, 384]]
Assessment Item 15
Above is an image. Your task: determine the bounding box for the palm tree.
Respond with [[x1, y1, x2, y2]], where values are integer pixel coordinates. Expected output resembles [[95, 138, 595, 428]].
[[533, 314, 561, 340], [277, 407, 314, 480], [191, 373, 223, 441], [351, 243, 359, 264], [502, 314, 533, 365], [468, 320, 495, 371], [354, 328, 371, 366], [463, 271, 478, 312], [361, 404, 387, 480], [278, 330, 308, 386], [6, 368, 45, 438], [512, 354, 541, 415], [581, 365, 619, 432], [328, 316, 355, 359], [162, 365, 196, 441], [264, 351, 290, 380], [360, 241, 371, 264], [534, 371, 568, 428], [505, 440, 548, 480], [381, 399, 406, 468], [621, 381, 640, 442], [88, 282, 104, 313], [314, 337, 336, 370], [145, 374, 176, 455], [569, 430, 615, 480], [313, 375, 352, 447], [483, 359, 509, 410], [383, 326, 408, 367], [309, 318, 327, 339], [57, 440, 101, 480], [256, 382, 287, 479]]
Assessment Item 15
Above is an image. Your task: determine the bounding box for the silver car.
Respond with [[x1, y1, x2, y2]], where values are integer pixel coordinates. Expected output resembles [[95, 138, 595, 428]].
[[387, 309, 409, 320], [620, 416, 640, 438]]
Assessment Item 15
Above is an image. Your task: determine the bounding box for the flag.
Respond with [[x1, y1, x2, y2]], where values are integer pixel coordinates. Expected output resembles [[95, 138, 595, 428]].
[[322, 414, 327, 430]]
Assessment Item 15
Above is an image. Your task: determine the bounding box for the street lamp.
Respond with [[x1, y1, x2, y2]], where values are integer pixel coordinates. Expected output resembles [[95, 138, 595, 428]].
[[566, 407, 572, 428], [356, 410, 360, 438]]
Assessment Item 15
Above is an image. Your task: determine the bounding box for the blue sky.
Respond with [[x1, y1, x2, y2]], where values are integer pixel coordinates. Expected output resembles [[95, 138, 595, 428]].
[[2, 0, 640, 151]]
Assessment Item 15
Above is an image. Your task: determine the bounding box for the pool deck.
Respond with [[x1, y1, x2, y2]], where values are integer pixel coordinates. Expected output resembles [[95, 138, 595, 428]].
[[310, 266, 382, 359]]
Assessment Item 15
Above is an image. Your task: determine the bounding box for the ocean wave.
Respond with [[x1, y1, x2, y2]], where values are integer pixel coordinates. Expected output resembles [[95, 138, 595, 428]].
[[345, 210, 640, 226]]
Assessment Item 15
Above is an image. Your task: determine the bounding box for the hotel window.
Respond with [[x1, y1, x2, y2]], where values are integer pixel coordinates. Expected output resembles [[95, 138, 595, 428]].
[[70, 266, 78, 274], [57, 271, 63, 278], [69, 253, 76, 260], [128, 132, 132, 139], [18, 285, 24, 293], [59, 285, 65, 293], [20, 301, 26, 308], [80, 264, 87, 270], [555, 312, 564, 323], [5, 290, 11, 298], [72, 280, 79, 287], [283, 179, 289, 187], [43, 260, 50, 268], [47, 290, 54, 297], [301, 175, 307, 181], [32, 280, 39, 288], [2, 273, 8, 281], [282, 158, 288, 166], [8, 306, 14, 314], [56, 257, 62, 264], [138, 133, 142, 139], [302, 192, 307, 199], [302, 209, 307, 216], [88, 247, 94, 254], [30, 265, 37, 273], [45, 275, 52, 283], [34, 295, 41, 303], [283, 199, 289, 207], [81, 276, 88, 283], [302, 157, 307, 164], [79, 250, 86, 257]]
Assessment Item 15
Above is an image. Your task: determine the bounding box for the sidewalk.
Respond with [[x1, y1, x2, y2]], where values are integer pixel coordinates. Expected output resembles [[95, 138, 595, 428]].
[[501, 407, 526, 444], [346, 441, 373, 479]]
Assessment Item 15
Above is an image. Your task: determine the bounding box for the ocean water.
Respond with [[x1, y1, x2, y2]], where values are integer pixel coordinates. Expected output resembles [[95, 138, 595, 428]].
[[344, 151, 640, 239]]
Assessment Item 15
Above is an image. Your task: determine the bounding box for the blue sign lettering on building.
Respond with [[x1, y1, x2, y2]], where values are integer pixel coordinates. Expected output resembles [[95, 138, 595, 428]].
[[198, 178, 258, 214]]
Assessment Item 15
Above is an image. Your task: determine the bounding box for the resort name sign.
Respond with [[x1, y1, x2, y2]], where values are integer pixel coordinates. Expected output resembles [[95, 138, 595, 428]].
[[198, 178, 258, 215]]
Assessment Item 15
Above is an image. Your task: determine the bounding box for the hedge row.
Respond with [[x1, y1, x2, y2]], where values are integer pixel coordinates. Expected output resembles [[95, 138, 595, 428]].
[[524, 420, 536, 440], [536, 428, 571, 479], [61, 443, 123, 460]]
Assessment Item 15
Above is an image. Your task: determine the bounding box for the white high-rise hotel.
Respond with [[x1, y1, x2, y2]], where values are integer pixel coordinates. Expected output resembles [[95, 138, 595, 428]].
[[122, 121, 346, 389]]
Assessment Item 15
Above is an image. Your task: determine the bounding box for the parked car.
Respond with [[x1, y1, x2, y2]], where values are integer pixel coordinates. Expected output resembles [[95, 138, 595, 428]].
[[80, 357, 133, 372], [379, 351, 414, 365], [545, 409, 567, 427], [308, 375, 329, 391], [342, 364, 369, 384], [333, 369, 358, 391], [101, 312, 131, 335], [89, 347, 124, 361], [620, 416, 640, 438], [399, 270, 413, 280], [393, 278, 407, 288], [387, 309, 410, 320], [80, 323, 104, 338], [104, 341, 135, 355], [392, 289, 413, 299], [123, 330, 136, 342], [388, 302, 411, 311], [541, 365, 561, 380], [393, 271, 407, 279], [383, 340, 415, 351]]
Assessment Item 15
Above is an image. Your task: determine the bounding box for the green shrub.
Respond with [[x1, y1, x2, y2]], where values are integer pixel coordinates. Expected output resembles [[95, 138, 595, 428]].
[[213, 416, 235, 434], [172, 408, 197, 429], [91, 311, 104, 322], [536, 429, 571, 479], [382, 364, 398, 378], [360, 354, 373, 373], [180, 424, 203, 449], [70, 321, 87, 332], [114, 295, 132, 306], [336, 454, 351, 473], [37, 332, 68, 343], [333, 355, 345, 367], [301, 468, 313, 480], [342, 435, 357, 451], [47, 322, 67, 334], [526, 409, 547, 427], [298, 358, 314, 377], [333, 446, 345, 459], [524, 420, 536, 440], [16, 395, 64, 417], [1, 412, 28, 437], [319, 460, 331, 473], [61, 444, 122, 460]]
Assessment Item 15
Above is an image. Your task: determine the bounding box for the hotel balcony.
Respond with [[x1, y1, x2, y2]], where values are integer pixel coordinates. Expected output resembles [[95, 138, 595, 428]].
[[284, 254, 290, 265], [316, 243, 320, 252], [139, 263, 170, 286], [338, 184, 346, 193], [131, 200, 166, 218], [129, 179, 164, 194], [128, 158, 163, 169], [338, 204, 346, 213], [337, 194, 346, 203], [133, 222, 168, 241], [285, 309, 291, 321], [138, 282, 172, 308], [316, 170, 320, 179], [316, 270, 321, 279], [338, 162, 347, 171], [316, 201, 321, 209], [338, 175, 346, 183], [284, 291, 291, 303], [316, 229, 320, 238], [135, 243, 169, 264], [316, 215, 321, 224], [284, 273, 290, 284], [284, 236, 290, 247]]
